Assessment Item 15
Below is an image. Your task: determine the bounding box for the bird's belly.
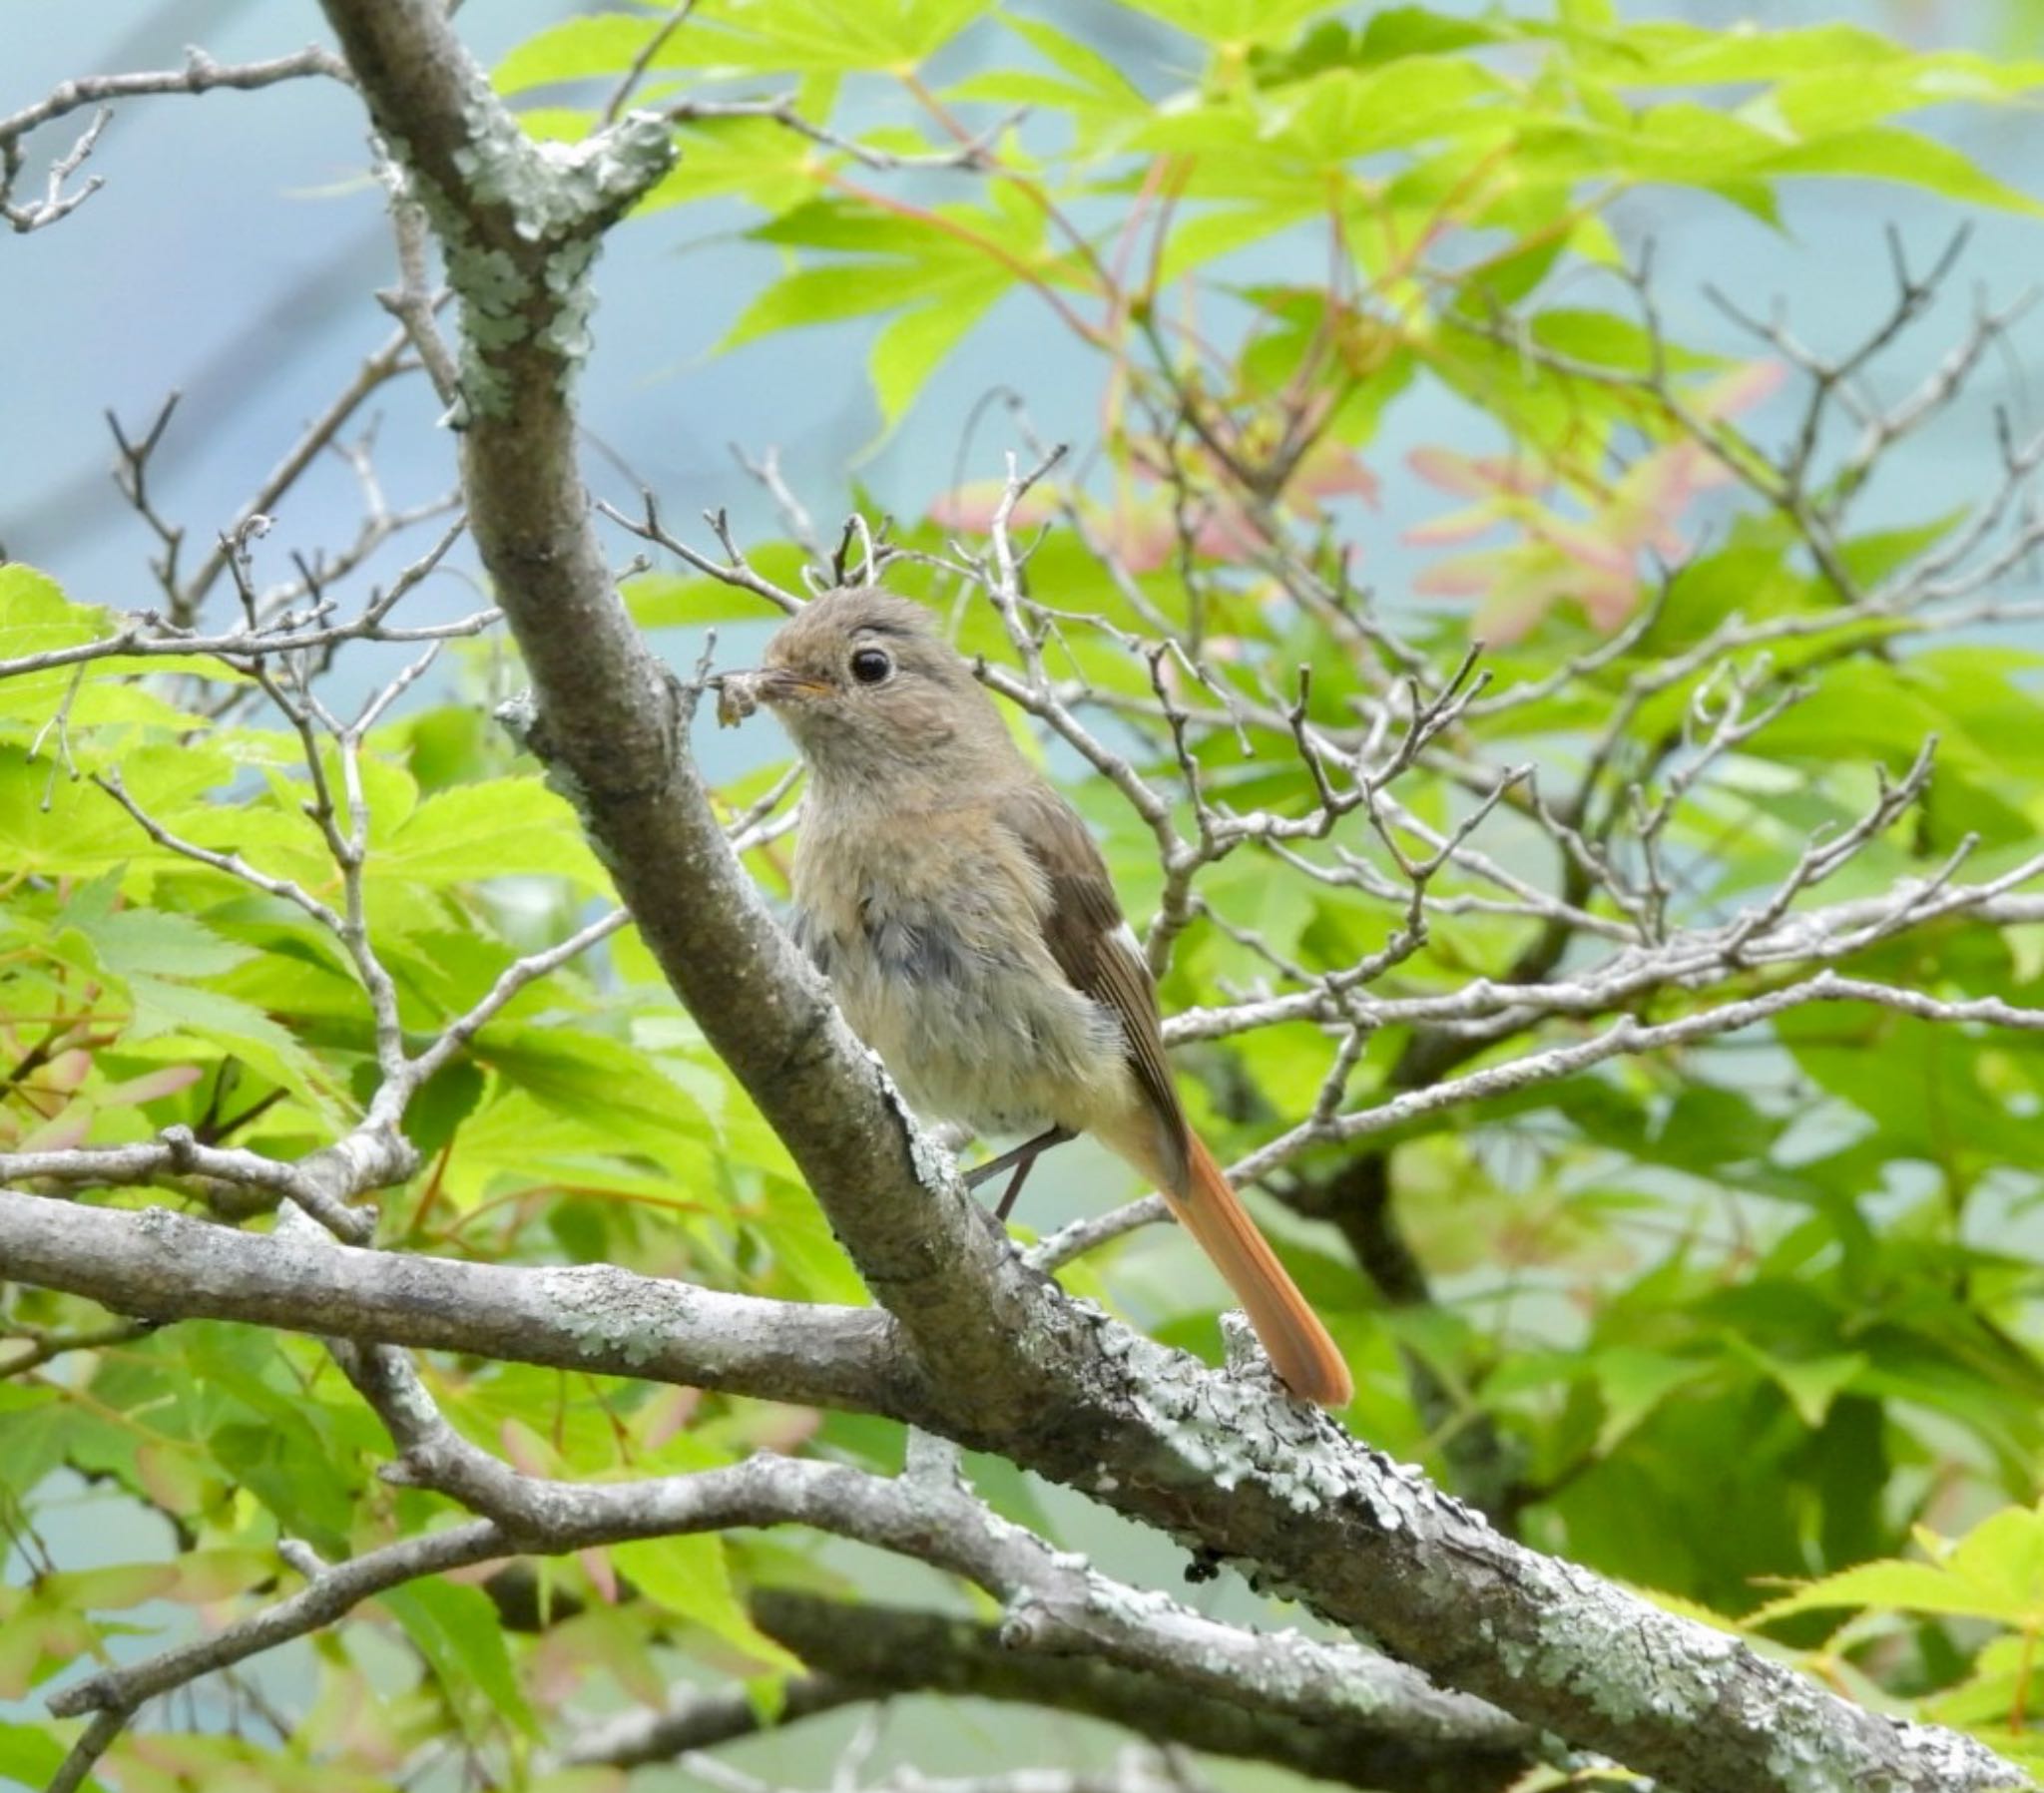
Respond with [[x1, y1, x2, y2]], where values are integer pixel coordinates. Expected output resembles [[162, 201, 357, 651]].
[[816, 912, 1127, 1138]]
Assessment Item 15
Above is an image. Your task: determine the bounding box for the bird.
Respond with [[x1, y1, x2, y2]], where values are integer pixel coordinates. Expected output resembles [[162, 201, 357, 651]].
[[717, 586, 1352, 1407]]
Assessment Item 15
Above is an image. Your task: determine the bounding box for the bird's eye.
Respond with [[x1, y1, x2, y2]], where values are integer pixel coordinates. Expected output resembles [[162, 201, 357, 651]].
[[848, 647, 893, 685]]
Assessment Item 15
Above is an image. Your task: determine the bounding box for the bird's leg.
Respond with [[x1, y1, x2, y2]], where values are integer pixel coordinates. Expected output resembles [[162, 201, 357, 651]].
[[963, 1124, 1075, 1221]]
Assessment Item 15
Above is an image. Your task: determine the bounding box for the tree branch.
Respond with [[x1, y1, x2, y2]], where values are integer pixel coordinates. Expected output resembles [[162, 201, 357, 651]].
[[564, 1590, 1536, 1793], [1, 46, 348, 232], [0, 1189, 908, 1415]]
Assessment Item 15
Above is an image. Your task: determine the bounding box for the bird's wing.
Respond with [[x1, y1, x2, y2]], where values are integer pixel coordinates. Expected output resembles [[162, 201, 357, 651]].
[[995, 782, 1190, 1188]]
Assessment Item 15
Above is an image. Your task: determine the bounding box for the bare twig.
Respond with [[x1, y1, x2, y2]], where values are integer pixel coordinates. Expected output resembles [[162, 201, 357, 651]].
[[3, 47, 350, 232]]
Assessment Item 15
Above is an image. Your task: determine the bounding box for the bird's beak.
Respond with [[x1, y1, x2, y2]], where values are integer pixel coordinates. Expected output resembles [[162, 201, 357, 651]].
[[713, 667, 830, 727]]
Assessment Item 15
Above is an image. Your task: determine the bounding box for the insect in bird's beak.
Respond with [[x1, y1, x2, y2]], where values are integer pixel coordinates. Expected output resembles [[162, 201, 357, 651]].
[[713, 668, 829, 728]]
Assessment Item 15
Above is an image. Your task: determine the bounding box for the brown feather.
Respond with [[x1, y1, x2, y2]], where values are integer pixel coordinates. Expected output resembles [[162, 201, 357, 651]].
[[999, 785, 1350, 1406], [996, 784, 1190, 1193], [1166, 1132, 1354, 1408]]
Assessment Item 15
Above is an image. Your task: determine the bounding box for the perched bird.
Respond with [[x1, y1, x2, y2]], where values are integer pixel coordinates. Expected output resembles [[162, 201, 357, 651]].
[[718, 587, 1352, 1407]]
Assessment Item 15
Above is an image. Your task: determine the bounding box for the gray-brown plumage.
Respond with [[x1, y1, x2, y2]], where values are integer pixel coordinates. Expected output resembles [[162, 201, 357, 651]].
[[720, 587, 1352, 1407]]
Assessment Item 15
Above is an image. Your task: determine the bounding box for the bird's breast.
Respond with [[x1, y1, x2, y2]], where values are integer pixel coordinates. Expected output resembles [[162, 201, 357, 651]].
[[792, 812, 1127, 1137]]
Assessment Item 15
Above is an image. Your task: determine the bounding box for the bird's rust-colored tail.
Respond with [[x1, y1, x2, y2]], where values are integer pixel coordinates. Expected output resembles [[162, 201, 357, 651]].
[[1160, 1130, 1353, 1408]]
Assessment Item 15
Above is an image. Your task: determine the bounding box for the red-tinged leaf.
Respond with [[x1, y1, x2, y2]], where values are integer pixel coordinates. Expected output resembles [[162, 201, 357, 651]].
[[637, 1386, 703, 1451], [306, 1660, 409, 1771], [579, 1546, 619, 1605], [1419, 542, 1617, 645], [1190, 501, 1272, 564], [99, 1065, 206, 1108], [1408, 445, 1545, 499], [135, 1442, 212, 1513], [1413, 548, 1510, 597], [1541, 515, 1635, 579], [35, 1049, 92, 1095], [529, 1621, 587, 1706], [41, 1563, 180, 1609], [530, 1603, 665, 1708], [1607, 442, 1731, 556], [16, 1105, 91, 1153], [1404, 504, 1502, 547], [751, 1405, 825, 1454], [1477, 562, 1583, 642], [500, 1416, 560, 1478], [1577, 568, 1644, 630], [1695, 356, 1788, 419], [0, 1607, 96, 1698], [926, 479, 1057, 533], [1287, 439, 1381, 511], [1096, 498, 1179, 575]]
